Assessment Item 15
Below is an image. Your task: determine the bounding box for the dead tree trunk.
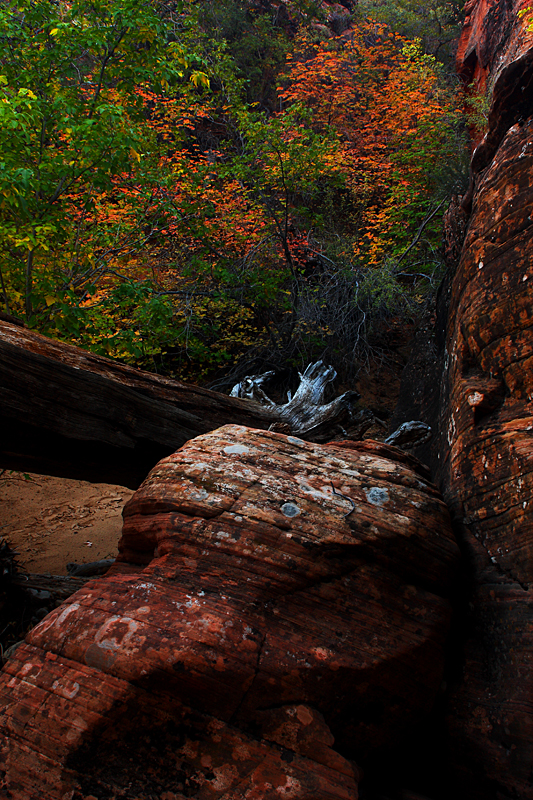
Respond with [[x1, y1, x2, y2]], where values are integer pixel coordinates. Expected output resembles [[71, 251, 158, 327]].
[[231, 361, 360, 439], [0, 325, 365, 485], [1, 319, 434, 487], [231, 362, 431, 447], [0, 321, 277, 487]]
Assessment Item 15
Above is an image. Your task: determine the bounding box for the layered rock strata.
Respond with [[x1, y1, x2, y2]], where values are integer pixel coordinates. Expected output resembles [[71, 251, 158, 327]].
[[441, 115, 533, 800], [446, 6, 533, 798], [0, 425, 459, 799], [393, 3, 533, 796], [457, 0, 533, 162]]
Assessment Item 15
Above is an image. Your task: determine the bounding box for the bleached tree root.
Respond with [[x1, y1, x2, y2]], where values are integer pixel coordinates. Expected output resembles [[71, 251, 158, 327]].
[[231, 361, 432, 448], [231, 360, 360, 439]]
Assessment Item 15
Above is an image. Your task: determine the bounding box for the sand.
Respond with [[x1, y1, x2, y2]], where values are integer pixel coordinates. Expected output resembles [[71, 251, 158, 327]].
[[0, 471, 133, 575]]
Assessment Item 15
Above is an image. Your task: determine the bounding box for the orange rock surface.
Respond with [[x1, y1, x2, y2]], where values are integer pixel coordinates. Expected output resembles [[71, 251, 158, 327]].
[[422, 2, 533, 796], [441, 116, 533, 800], [0, 426, 459, 799], [457, 0, 533, 165]]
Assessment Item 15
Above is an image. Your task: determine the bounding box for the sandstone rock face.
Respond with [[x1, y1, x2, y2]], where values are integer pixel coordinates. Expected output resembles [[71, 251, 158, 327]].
[[457, 0, 533, 92], [392, 4, 533, 797], [457, 0, 533, 161], [450, 6, 533, 798], [440, 114, 533, 800], [0, 425, 459, 799]]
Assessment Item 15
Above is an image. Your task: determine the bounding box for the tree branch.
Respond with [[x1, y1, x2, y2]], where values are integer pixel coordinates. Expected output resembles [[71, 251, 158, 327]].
[[393, 199, 447, 271]]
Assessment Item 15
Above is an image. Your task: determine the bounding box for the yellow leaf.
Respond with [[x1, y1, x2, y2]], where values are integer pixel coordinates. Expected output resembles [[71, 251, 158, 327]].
[[191, 72, 210, 89], [45, 295, 56, 306], [130, 147, 141, 162], [50, 28, 59, 36]]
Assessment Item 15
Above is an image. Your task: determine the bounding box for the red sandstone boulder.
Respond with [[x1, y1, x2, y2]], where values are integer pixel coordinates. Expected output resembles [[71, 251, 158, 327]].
[[0, 425, 459, 799]]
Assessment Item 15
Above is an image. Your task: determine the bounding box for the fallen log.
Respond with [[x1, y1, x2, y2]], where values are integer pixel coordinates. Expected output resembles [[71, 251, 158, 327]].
[[0, 320, 277, 487], [0, 324, 370, 486], [231, 360, 360, 438], [9, 572, 90, 605]]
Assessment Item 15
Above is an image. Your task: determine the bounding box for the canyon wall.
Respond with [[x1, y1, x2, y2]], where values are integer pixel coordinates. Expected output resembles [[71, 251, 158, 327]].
[[396, 2, 533, 797]]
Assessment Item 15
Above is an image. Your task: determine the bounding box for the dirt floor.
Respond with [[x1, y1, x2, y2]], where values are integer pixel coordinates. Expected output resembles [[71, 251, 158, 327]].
[[0, 471, 133, 575]]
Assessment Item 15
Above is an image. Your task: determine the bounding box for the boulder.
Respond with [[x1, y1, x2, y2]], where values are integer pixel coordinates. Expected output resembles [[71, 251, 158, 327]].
[[0, 425, 459, 799]]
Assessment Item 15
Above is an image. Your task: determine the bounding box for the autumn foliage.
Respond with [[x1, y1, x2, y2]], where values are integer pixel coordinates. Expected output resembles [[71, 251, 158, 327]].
[[0, 0, 466, 383], [279, 25, 462, 262]]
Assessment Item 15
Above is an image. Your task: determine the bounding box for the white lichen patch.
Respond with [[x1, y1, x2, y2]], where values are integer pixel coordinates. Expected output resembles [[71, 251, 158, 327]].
[[468, 392, 484, 407], [276, 775, 302, 797], [223, 444, 250, 455], [56, 603, 81, 627], [210, 764, 238, 792], [287, 436, 306, 446], [364, 487, 390, 507], [135, 582, 157, 593], [281, 502, 301, 518], [94, 616, 140, 651], [52, 678, 80, 700]]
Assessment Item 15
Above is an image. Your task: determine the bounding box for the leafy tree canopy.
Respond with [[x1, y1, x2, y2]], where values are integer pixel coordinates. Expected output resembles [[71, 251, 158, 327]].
[[0, 0, 208, 316], [0, 0, 468, 384]]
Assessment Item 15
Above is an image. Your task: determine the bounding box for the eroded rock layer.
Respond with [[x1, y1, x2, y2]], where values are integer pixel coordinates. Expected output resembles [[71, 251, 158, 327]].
[[440, 113, 533, 799], [457, 0, 533, 162], [394, 3, 533, 796], [0, 425, 459, 799]]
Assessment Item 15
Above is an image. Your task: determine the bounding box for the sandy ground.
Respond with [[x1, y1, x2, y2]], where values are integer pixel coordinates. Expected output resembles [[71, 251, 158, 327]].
[[0, 471, 133, 575]]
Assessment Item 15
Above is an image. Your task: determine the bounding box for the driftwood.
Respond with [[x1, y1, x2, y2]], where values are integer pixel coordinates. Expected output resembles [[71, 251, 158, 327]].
[[0, 318, 431, 488], [230, 363, 432, 448], [66, 558, 116, 577], [231, 360, 360, 438], [385, 420, 432, 449]]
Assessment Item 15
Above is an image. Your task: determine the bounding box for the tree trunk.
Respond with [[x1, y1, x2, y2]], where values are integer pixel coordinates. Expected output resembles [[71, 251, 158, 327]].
[[231, 360, 360, 439], [9, 573, 90, 605], [0, 320, 278, 488]]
